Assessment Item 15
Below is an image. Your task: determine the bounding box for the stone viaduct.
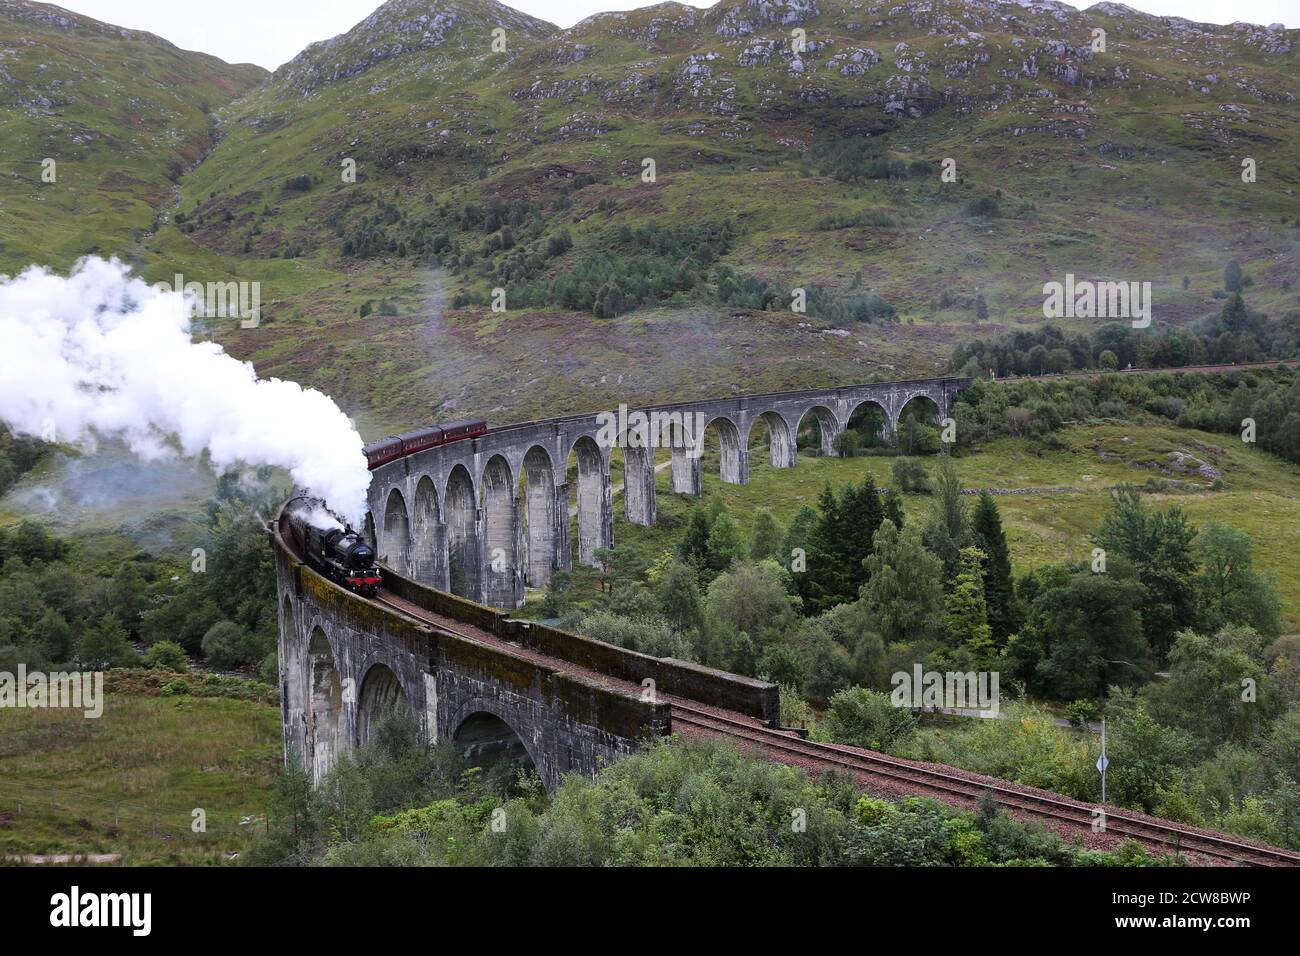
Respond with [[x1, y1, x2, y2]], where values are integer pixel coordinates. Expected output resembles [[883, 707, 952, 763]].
[[270, 501, 777, 787], [362, 377, 970, 609]]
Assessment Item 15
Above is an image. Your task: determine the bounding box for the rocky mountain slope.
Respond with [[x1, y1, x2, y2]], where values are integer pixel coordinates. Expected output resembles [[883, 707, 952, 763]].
[[2, 0, 1297, 428], [0, 0, 267, 271]]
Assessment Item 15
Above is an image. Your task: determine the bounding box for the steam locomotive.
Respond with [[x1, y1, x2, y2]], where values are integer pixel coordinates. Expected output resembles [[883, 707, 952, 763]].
[[282, 495, 382, 597], [363, 419, 487, 469]]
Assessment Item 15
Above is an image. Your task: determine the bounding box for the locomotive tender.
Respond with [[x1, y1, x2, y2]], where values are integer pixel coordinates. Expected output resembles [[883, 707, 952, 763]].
[[282, 495, 382, 597]]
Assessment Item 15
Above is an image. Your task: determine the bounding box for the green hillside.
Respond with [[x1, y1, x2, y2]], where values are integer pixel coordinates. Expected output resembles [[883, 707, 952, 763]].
[[5, 0, 1296, 432], [0, 0, 267, 273]]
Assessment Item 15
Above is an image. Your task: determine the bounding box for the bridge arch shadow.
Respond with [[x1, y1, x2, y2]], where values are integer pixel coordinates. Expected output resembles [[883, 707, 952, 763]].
[[794, 405, 840, 458], [747, 410, 796, 469], [356, 663, 412, 748], [898, 393, 942, 423], [896, 394, 943, 453], [382, 487, 412, 574], [481, 454, 519, 607], [845, 398, 890, 450], [701, 415, 745, 484], [610, 425, 656, 527], [412, 475, 447, 588], [566, 435, 607, 568], [452, 707, 540, 782], [445, 464, 480, 600], [520, 445, 557, 589]]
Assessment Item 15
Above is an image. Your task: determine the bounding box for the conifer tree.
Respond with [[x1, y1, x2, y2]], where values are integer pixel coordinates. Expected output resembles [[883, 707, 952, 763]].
[[971, 491, 1017, 644], [945, 546, 994, 663]]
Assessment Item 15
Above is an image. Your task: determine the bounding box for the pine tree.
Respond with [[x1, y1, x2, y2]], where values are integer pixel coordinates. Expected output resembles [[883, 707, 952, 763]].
[[784, 505, 818, 609], [971, 491, 1017, 644], [705, 511, 747, 578], [926, 455, 969, 585], [839, 474, 884, 595], [882, 488, 905, 529], [749, 508, 785, 562], [945, 546, 995, 663], [659, 560, 703, 633], [77, 613, 137, 668], [803, 483, 849, 614], [677, 505, 713, 569]]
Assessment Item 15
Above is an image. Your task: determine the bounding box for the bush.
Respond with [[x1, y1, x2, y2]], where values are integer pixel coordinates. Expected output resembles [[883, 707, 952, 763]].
[[823, 686, 918, 751], [160, 678, 191, 697], [578, 610, 692, 660], [144, 640, 188, 672], [201, 620, 251, 669], [965, 196, 1000, 218], [891, 456, 931, 494]]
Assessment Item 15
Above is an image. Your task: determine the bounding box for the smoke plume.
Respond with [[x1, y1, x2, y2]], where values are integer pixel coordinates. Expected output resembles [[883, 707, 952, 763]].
[[0, 257, 370, 521]]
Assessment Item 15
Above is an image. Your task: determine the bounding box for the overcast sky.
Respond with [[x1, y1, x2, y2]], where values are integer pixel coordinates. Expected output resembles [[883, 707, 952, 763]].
[[54, 0, 1295, 70]]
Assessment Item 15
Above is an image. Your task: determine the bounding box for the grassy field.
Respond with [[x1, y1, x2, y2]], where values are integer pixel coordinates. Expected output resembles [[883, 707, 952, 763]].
[[587, 422, 1300, 630], [0, 679, 281, 866]]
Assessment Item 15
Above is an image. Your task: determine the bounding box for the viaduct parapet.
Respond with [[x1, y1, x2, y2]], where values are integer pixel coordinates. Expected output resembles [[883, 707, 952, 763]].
[[363, 377, 971, 609], [270, 503, 777, 786]]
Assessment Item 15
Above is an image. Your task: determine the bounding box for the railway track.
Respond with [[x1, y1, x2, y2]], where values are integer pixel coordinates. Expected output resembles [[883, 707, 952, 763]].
[[371, 589, 1299, 867], [670, 703, 1300, 867]]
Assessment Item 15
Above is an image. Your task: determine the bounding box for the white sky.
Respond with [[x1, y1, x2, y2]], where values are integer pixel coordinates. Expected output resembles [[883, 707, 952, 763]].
[[52, 0, 1296, 70]]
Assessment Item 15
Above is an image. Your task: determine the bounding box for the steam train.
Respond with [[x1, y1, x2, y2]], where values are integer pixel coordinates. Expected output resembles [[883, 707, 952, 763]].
[[363, 419, 487, 469], [282, 495, 382, 597]]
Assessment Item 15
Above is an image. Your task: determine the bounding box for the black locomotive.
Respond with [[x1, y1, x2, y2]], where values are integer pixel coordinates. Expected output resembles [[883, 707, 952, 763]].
[[282, 495, 381, 597]]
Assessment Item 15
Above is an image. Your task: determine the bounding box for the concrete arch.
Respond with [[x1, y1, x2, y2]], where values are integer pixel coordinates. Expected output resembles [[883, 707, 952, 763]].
[[794, 404, 841, 457], [746, 410, 797, 468], [481, 454, 521, 608], [895, 393, 944, 452], [382, 488, 412, 574], [898, 392, 942, 423], [356, 662, 412, 748], [520, 445, 559, 589], [703, 415, 747, 484], [307, 626, 341, 784], [846, 397, 891, 447], [451, 703, 541, 782], [568, 434, 610, 567], [412, 475, 448, 589], [445, 463, 481, 600]]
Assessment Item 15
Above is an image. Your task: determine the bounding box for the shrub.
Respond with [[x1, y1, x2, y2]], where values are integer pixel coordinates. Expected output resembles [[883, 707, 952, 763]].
[[144, 640, 188, 672], [891, 456, 931, 493], [823, 686, 918, 751], [160, 678, 191, 697], [965, 196, 1000, 218], [201, 620, 251, 669]]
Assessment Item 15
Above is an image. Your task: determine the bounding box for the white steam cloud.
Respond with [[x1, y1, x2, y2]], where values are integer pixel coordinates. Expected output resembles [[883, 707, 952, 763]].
[[0, 257, 371, 522]]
